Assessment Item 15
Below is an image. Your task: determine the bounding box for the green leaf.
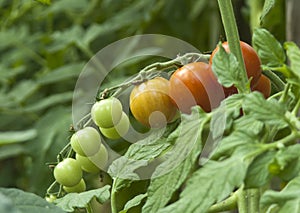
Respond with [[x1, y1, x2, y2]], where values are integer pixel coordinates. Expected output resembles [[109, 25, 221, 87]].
[[276, 144, 300, 169], [38, 62, 85, 85], [142, 108, 208, 213], [233, 116, 264, 136], [189, 0, 208, 19], [55, 185, 111, 212], [252, 28, 286, 67], [0, 129, 37, 145], [108, 127, 172, 188], [0, 188, 65, 213], [260, 176, 300, 212], [120, 193, 147, 213], [26, 107, 72, 195], [24, 92, 73, 112], [8, 80, 39, 104], [211, 43, 241, 89], [0, 192, 19, 213], [0, 144, 27, 160], [260, 0, 275, 21], [242, 92, 287, 128], [284, 42, 300, 79], [210, 130, 258, 160], [245, 151, 275, 188], [158, 157, 247, 213], [35, 0, 51, 5]]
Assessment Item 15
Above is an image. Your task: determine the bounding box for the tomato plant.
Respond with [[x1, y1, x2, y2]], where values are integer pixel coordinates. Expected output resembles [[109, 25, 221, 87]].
[[3, 0, 295, 213], [169, 62, 224, 113], [70, 127, 101, 157], [210, 41, 262, 96], [129, 77, 177, 127], [53, 158, 82, 187]]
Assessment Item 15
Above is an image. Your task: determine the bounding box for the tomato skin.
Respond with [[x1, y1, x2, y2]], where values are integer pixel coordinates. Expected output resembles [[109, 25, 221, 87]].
[[130, 77, 177, 127], [169, 62, 224, 113], [99, 112, 129, 139], [210, 41, 262, 96], [251, 75, 271, 98], [91, 97, 123, 128], [70, 127, 101, 157], [76, 144, 108, 173], [54, 158, 82, 187], [63, 178, 86, 193]]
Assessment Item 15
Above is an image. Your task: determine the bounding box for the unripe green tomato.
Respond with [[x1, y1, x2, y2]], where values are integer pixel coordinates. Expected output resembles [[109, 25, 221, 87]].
[[54, 158, 82, 187], [70, 127, 101, 157], [99, 112, 129, 139], [63, 178, 86, 193], [91, 97, 123, 128], [76, 144, 108, 173]]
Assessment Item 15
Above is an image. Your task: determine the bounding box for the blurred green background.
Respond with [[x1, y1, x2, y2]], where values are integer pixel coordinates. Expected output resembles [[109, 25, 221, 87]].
[[0, 0, 293, 197]]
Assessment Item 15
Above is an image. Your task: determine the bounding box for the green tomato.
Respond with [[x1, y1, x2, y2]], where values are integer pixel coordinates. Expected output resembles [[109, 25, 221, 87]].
[[91, 97, 123, 128], [99, 112, 129, 139], [76, 144, 108, 173], [63, 178, 86, 193], [54, 158, 82, 187], [70, 127, 101, 157]]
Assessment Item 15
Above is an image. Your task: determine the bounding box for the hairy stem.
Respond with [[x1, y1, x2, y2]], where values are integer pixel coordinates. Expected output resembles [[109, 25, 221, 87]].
[[217, 0, 249, 93]]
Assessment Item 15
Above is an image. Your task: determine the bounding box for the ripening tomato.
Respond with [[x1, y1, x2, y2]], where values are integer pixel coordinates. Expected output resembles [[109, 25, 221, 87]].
[[251, 75, 271, 98], [130, 77, 177, 127], [169, 62, 225, 114], [210, 41, 262, 96]]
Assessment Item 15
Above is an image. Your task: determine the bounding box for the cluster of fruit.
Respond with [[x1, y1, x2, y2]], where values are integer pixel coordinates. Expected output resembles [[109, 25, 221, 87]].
[[53, 128, 109, 194], [51, 40, 271, 195], [130, 41, 271, 126]]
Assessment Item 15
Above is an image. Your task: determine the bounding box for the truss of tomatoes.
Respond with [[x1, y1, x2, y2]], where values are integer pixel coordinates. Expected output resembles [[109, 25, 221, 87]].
[[50, 41, 271, 198], [130, 41, 271, 127]]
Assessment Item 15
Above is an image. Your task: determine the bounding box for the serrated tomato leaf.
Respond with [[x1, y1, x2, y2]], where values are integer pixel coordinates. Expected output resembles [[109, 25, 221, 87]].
[[252, 28, 285, 67], [55, 185, 110, 212], [108, 127, 172, 191], [245, 151, 275, 188], [242, 92, 287, 128], [158, 157, 247, 213], [260, 0, 275, 21], [0, 188, 65, 213], [260, 176, 300, 213], [142, 107, 208, 213], [120, 193, 147, 213], [211, 43, 242, 89], [284, 42, 300, 79]]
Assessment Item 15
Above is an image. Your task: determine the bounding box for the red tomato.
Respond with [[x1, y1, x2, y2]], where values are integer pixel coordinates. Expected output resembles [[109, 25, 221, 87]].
[[210, 41, 262, 96], [130, 77, 177, 127], [251, 75, 271, 98], [169, 62, 225, 114]]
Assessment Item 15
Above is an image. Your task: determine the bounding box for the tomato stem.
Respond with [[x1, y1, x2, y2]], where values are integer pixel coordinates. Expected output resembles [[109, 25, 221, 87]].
[[217, 0, 249, 93], [96, 52, 209, 100], [247, 189, 260, 213], [207, 191, 238, 212], [262, 70, 285, 92], [236, 186, 248, 213], [111, 179, 118, 213]]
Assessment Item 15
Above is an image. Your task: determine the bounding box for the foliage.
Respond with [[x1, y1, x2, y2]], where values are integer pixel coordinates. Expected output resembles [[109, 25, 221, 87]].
[[0, 0, 299, 213]]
